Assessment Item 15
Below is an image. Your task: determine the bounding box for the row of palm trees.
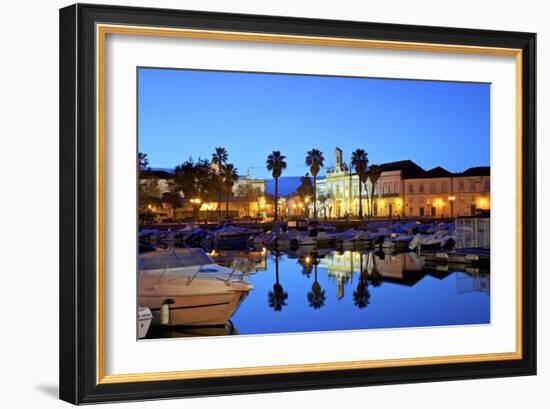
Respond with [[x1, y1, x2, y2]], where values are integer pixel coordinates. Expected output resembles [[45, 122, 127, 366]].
[[211, 147, 239, 219], [266, 148, 382, 221], [267, 251, 383, 311]]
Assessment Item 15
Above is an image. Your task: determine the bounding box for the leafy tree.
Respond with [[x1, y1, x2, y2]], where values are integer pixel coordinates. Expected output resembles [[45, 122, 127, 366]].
[[266, 151, 287, 221], [161, 190, 183, 219], [173, 158, 216, 222], [305, 149, 325, 218], [139, 177, 160, 212], [296, 173, 314, 217]]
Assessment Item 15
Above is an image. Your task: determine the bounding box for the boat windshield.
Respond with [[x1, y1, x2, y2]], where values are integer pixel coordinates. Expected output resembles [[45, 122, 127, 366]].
[[139, 248, 213, 270]]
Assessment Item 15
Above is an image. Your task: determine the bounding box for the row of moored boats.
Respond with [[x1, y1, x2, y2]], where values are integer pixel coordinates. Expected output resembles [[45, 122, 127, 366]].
[[141, 219, 457, 253]]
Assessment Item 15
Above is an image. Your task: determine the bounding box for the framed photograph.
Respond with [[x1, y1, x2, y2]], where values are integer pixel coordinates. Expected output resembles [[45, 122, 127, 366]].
[[59, 3, 536, 404]]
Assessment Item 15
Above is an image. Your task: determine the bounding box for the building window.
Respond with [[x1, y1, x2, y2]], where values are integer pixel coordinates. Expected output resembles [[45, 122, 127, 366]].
[[458, 181, 464, 191], [441, 181, 448, 193], [408, 184, 413, 193], [470, 181, 476, 191], [484, 180, 490, 191], [394, 182, 398, 194], [430, 182, 436, 193], [419, 183, 424, 193], [409, 207, 413, 215]]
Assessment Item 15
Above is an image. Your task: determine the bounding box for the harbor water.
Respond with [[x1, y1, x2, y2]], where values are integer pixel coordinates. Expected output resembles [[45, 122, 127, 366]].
[[146, 248, 489, 338]]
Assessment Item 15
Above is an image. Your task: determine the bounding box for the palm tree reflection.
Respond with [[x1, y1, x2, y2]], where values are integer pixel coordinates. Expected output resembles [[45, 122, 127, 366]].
[[369, 251, 383, 288], [307, 255, 326, 309], [353, 252, 371, 309], [268, 251, 288, 311]]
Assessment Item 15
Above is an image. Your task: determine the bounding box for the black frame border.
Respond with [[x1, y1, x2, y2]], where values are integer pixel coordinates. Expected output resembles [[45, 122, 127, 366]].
[[59, 3, 536, 404]]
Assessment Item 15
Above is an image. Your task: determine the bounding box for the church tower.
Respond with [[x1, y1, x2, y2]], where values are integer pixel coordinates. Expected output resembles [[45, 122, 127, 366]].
[[335, 147, 343, 170]]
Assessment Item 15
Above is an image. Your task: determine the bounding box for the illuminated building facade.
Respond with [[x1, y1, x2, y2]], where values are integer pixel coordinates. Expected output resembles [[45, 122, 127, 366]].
[[314, 148, 490, 219]]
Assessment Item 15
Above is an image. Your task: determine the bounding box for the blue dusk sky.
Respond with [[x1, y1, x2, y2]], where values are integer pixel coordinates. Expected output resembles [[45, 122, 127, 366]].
[[138, 68, 490, 180]]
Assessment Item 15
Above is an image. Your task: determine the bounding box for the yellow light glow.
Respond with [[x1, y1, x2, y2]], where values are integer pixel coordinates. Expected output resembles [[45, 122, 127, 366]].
[[305, 256, 311, 264], [448, 195, 456, 201], [477, 197, 489, 209], [434, 198, 444, 207]]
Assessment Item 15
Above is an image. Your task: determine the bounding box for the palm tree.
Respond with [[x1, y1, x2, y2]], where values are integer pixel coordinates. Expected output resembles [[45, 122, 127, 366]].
[[351, 149, 369, 219], [266, 151, 287, 221], [222, 164, 239, 218], [212, 147, 228, 220], [307, 261, 326, 309], [367, 164, 382, 218], [348, 159, 354, 216], [267, 251, 288, 311], [305, 149, 325, 219]]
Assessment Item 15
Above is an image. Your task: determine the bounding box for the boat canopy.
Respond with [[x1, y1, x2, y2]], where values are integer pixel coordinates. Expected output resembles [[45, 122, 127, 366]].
[[139, 248, 213, 270]]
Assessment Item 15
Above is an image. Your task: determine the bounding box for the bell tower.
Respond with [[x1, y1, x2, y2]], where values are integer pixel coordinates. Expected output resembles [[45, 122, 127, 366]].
[[335, 147, 343, 170]]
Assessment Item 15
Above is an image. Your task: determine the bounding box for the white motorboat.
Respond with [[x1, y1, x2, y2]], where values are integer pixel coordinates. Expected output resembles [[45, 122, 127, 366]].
[[139, 248, 252, 326], [408, 232, 456, 251], [206, 224, 263, 248], [276, 219, 337, 247], [293, 226, 337, 246], [271, 228, 302, 248], [381, 233, 414, 251], [138, 305, 153, 339]]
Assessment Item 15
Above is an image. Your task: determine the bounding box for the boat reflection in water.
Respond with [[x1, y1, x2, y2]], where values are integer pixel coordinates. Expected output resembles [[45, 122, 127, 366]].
[[140, 248, 489, 339]]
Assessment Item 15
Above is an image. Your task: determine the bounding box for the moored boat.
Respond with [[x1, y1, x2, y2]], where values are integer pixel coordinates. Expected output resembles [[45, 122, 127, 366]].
[[138, 305, 153, 338], [408, 232, 456, 251], [138, 248, 253, 326], [205, 223, 263, 248]]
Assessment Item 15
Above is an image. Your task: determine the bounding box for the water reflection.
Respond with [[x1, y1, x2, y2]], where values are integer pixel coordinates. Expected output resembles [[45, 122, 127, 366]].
[[307, 261, 326, 310], [268, 251, 288, 311], [149, 249, 490, 338]]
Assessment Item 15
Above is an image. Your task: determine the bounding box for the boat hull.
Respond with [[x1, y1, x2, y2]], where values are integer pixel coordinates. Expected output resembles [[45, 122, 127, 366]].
[[141, 291, 248, 326]]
